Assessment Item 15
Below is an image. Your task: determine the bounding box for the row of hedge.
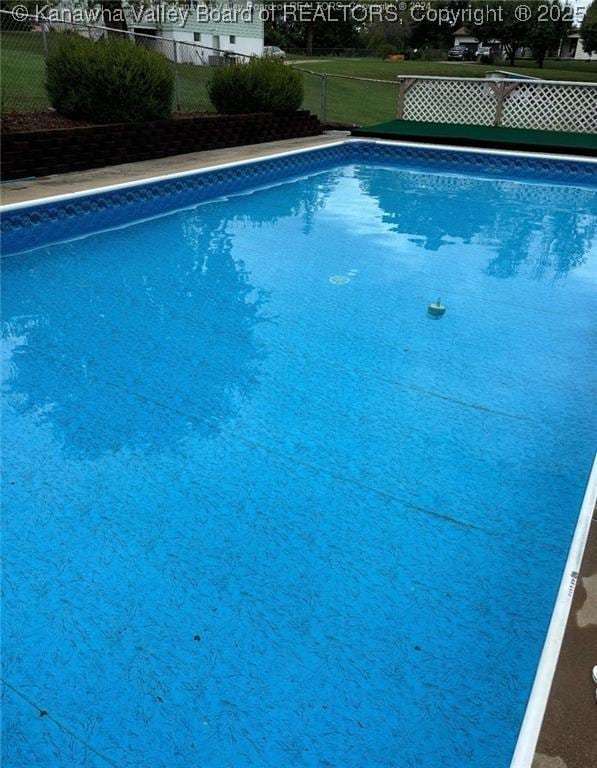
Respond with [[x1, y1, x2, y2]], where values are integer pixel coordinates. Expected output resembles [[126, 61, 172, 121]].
[[46, 35, 304, 124]]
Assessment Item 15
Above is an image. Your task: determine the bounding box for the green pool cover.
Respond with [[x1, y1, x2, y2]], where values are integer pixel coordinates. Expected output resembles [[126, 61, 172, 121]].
[[352, 120, 597, 156]]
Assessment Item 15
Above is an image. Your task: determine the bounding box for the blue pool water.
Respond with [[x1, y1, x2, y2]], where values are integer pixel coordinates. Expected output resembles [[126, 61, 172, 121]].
[[2, 146, 596, 767]]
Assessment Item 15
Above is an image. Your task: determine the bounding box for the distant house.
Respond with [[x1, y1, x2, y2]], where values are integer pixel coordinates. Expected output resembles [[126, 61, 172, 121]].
[[129, 2, 264, 64], [453, 27, 483, 52], [559, 31, 593, 60], [453, 25, 593, 63], [51, 1, 264, 65]]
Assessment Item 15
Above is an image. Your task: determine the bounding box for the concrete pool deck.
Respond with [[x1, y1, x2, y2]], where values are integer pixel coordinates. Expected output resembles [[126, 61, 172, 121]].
[[0, 135, 345, 206], [533, 513, 597, 768], [1, 135, 595, 767]]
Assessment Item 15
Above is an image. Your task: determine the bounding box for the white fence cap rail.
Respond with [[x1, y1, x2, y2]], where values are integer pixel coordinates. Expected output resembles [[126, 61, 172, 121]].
[[396, 75, 597, 87]]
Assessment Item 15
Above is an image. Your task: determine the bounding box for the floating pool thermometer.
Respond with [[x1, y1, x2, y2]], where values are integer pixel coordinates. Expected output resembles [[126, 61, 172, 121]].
[[428, 298, 446, 317]]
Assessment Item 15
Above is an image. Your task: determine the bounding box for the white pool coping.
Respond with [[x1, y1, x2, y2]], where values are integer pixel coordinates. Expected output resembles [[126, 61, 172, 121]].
[[1, 136, 596, 767], [510, 452, 597, 768], [1, 137, 596, 213]]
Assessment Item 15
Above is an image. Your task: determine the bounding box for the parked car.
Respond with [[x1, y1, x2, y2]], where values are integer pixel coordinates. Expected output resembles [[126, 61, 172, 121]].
[[447, 45, 474, 61], [476, 46, 495, 63], [263, 46, 285, 60]]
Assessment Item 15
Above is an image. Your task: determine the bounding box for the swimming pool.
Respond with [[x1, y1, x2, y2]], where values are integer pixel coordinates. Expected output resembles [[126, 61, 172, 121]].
[[2, 140, 596, 768]]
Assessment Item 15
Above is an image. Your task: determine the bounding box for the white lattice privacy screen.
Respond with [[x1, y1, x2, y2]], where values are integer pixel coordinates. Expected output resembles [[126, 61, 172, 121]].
[[397, 77, 597, 134]]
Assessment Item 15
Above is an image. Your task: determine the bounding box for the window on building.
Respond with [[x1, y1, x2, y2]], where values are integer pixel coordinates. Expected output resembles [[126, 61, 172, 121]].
[[194, 32, 201, 42], [229, 35, 236, 44]]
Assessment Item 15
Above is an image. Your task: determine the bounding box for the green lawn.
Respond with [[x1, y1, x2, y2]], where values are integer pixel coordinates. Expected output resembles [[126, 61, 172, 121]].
[[292, 57, 597, 125], [289, 56, 597, 82], [1, 31, 50, 111], [172, 62, 213, 112], [2, 31, 596, 127], [0, 31, 218, 114]]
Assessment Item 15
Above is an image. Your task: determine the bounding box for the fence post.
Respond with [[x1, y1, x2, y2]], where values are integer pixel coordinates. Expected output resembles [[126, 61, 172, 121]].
[[172, 40, 181, 112], [397, 78, 405, 119], [42, 24, 48, 57], [493, 81, 504, 127], [493, 80, 518, 128], [321, 73, 327, 122], [396, 78, 416, 120]]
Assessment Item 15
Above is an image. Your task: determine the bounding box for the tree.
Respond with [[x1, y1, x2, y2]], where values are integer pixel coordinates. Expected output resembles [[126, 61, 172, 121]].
[[367, 16, 412, 54], [471, 1, 530, 65], [581, 0, 597, 54], [526, 1, 572, 67], [472, 0, 573, 67], [408, 1, 467, 52], [265, 12, 363, 53]]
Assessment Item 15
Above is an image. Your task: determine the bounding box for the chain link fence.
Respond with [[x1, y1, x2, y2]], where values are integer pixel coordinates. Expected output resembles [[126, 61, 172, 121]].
[[295, 68, 398, 125], [0, 9, 400, 126], [0, 10, 252, 114], [286, 47, 378, 58], [9, 10, 591, 132]]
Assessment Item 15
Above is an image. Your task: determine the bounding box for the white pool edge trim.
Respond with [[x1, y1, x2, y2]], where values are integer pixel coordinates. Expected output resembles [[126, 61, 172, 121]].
[[510, 452, 597, 768], [0, 140, 347, 212], [363, 137, 597, 166], [1, 137, 596, 213]]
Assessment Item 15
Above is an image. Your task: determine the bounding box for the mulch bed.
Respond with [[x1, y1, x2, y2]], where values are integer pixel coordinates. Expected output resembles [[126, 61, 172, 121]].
[[322, 120, 357, 130], [1, 110, 233, 134], [1, 111, 91, 134]]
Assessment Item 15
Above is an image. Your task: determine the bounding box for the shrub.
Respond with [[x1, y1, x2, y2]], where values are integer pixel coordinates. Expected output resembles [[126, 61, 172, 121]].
[[207, 59, 303, 114], [46, 34, 174, 123], [419, 48, 447, 61], [378, 43, 398, 59]]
